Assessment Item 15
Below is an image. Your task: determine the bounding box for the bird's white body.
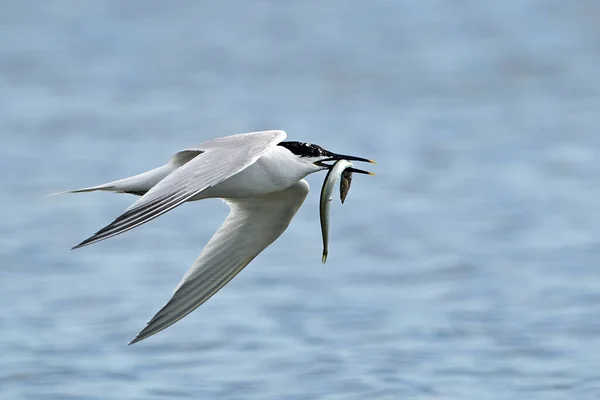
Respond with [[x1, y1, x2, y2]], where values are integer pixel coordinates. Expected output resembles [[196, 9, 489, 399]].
[[78, 139, 319, 200], [199, 146, 319, 199], [61, 130, 373, 344]]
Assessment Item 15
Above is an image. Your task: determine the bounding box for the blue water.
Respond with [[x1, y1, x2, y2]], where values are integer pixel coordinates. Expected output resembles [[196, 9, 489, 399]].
[[2, 1, 600, 398]]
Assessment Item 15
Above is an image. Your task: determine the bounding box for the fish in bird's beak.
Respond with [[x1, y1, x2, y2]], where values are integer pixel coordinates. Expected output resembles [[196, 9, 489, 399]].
[[315, 152, 375, 205], [319, 157, 376, 263]]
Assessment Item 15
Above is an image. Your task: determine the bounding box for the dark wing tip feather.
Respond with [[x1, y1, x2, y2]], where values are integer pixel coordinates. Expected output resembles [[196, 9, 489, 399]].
[[128, 335, 144, 346], [71, 193, 183, 250], [127, 295, 180, 345], [129, 314, 162, 345], [71, 237, 97, 250], [128, 312, 166, 345], [71, 207, 143, 250], [128, 282, 204, 345]]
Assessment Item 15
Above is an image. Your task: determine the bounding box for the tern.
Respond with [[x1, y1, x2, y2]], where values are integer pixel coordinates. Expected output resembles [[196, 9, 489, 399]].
[[62, 130, 375, 344]]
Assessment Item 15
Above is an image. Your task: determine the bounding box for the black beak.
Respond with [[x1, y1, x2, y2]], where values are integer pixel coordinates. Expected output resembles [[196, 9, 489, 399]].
[[345, 167, 375, 176], [324, 153, 376, 164], [314, 153, 376, 175]]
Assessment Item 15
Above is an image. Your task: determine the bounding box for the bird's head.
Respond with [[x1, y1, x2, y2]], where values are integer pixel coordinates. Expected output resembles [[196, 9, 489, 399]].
[[278, 141, 376, 175]]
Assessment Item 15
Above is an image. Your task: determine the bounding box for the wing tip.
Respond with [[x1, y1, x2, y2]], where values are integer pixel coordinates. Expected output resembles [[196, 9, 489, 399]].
[[70, 202, 155, 250], [127, 334, 144, 346], [71, 233, 106, 250], [128, 320, 153, 345], [71, 238, 92, 250], [127, 321, 162, 345]]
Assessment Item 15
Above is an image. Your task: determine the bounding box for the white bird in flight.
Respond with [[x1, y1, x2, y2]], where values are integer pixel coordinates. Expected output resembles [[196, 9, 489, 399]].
[[63, 130, 375, 344]]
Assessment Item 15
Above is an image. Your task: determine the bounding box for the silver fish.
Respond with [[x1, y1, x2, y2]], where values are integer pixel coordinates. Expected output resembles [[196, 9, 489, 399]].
[[319, 159, 375, 263], [340, 169, 353, 204], [319, 159, 353, 264]]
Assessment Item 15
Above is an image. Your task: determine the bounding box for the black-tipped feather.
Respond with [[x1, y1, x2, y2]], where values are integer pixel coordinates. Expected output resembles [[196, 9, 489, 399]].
[[72, 193, 185, 249]]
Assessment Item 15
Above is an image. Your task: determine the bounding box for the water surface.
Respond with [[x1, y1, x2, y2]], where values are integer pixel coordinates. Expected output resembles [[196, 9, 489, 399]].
[[2, 1, 600, 399]]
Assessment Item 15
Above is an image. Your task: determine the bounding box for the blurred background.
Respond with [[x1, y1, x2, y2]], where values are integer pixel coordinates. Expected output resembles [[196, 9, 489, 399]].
[[2, 0, 600, 399]]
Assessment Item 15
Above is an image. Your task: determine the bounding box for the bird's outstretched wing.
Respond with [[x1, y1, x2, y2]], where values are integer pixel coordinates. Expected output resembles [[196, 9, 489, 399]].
[[72, 130, 286, 249], [129, 179, 310, 344]]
